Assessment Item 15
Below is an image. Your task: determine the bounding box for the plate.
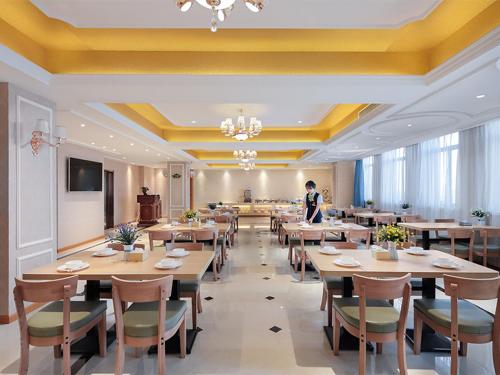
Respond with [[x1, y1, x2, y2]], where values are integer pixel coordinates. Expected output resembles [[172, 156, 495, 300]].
[[334, 258, 361, 268], [405, 248, 428, 256], [161, 224, 173, 229], [432, 259, 459, 269], [92, 249, 118, 257], [57, 262, 90, 272], [166, 250, 190, 258], [319, 247, 341, 255], [155, 260, 183, 269]]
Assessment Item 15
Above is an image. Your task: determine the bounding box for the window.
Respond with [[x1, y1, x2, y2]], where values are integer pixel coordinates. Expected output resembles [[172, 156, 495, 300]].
[[380, 148, 405, 211]]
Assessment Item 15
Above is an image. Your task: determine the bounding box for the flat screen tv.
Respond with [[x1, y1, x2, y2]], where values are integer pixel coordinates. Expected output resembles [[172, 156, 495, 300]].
[[67, 157, 103, 191]]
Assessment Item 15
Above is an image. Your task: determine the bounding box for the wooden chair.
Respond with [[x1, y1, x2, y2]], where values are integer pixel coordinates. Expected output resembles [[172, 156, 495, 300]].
[[166, 243, 204, 330], [319, 241, 358, 326], [430, 229, 474, 261], [13, 276, 107, 375], [293, 230, 325, 281], [214, 214, 234, 254], [148, 231, 175, 251], [346, 229, 372, 249], [473, 228, 500, 267], [193, 229, 221, 281], [280, 214, 300, 247], [434, 218, 455, 240], [111, 275, 186, 375], [333, 273, 411, 375], [414, 275, 500, 375]]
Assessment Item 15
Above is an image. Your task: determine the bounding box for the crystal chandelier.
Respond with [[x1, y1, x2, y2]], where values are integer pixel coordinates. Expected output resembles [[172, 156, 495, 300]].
[[239, 162, 256, 171], [220, 109, 263, 141], [233, 150, 257, 162], [176, 0, 264, 32]]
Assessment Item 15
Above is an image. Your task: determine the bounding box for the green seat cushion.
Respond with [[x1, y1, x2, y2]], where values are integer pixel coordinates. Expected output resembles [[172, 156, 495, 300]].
[[333, 298, 400, 333], [28, 301, 107, 338], [179, 280, 199, 293], [414, 298, 494, 335], [474, 244, 500, 252], [290, 238, 319, 246], [123, 300, 187, 338], [430, 243, 469, 254], [99, 280, 112, 293], [324, 276, 343, 290]]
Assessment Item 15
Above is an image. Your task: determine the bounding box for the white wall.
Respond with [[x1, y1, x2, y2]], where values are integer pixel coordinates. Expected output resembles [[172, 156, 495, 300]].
[[332, 161, 355, 208], [193, 168, 333, 208]]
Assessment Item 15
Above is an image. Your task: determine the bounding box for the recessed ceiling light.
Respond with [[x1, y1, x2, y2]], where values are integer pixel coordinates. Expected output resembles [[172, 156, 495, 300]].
[[102, 146, 106, 149], [145, 149, 149, 152], [157, 153, 161, 156], [130, 143, 134, 146], [476, 94, 486, 99], [80, 123, 86, 128], [112, 148, 116, 152], [109, 134, 114, 138], [91, 142, 95, 145], [407, 123, 413, 127], [376, 137, 381, 140], [298, 120, 303, 124], [122, 157, 126, 160], [191, 120, 197, 124]]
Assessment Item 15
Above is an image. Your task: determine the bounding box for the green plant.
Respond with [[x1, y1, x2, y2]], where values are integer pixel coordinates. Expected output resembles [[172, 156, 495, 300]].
[[377, 224, 406, 245], [183, 209, 199, 220], [401, 202, 411, 209], [218, 201, 223, 206], [114, 224, 139, 245], [366, 199, 374, 205], [471, 208, 487, 218]]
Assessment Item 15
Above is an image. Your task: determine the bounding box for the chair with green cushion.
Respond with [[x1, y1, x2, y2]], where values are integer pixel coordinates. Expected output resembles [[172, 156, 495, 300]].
[[112, 275, 187, 375], [14, 276, 107, 375], [319, 242, 358, 326], [193, 228, 221, 281], [333, 273, 411, 375], [430, 229, 474, 261], [293, 230, 325, 281], [167, 243, 204, 329], [473, 228, 500, 267], [413, 275, 500, 375]]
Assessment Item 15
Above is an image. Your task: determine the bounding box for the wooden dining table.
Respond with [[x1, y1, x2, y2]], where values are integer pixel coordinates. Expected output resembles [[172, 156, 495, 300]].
[[398, 222, 500, 250], [307, 248, 498, 352], [282, 222, 368, 235], [23, 247, 215, 355], [354, 212, 412, 226]]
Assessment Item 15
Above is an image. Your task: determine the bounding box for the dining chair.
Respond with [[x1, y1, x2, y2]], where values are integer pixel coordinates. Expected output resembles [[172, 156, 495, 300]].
[[193, 228, 221, 281], [214, 214, 234, 253], [13, 276, 107, 375], [319, 241, 358, 326], [430, 229, 474, 261], [166, 243, 204, 330], [473, 228, 500, 267], [148, 231, 175, 251], [280, 214, 300, 247], [413, 274, 500, 375], [333, 273, 412, 375], [434, 218, 455, 240], [346, 229, 372, 249], [111, 275, 186, 375], [293, 230, 325, 281]]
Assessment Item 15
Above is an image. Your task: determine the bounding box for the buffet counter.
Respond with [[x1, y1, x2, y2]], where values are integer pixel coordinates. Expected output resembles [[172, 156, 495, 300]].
[[209, 202, 333, 217]]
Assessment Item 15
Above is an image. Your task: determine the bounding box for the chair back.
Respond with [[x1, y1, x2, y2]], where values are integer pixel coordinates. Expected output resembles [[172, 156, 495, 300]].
[[299, 230, 325, 241], [353, 273, 411, 301], [374, 215, 395, 225], [401, 215, 422, 223], [192, 229, 218, 242], [214, 215, 230, 223], [166, 243, 203, 252], [14, 276, 78, 303], [112, 275, 173, 304], [435, 218, 455, 223], [444, 275, 500, 300], [322, 241, 358, 249], [478, 228, 500, 239], [346, 229, 372, 248], [148, 231, 175, 251], [282, 214, 300, 223]]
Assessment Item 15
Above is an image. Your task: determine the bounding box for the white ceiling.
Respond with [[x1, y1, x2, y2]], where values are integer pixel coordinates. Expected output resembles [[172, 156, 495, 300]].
[[153, 102, 334, 127], [31, 0, 440, 29]]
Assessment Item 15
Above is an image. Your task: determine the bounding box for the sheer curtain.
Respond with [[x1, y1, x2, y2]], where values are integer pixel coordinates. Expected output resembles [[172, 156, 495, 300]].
[[362, 156, 373, 203], [379, 148, 405, 212]]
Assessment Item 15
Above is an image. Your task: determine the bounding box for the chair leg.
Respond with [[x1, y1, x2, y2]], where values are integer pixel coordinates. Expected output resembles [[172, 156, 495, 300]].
[[451, 333, 459, 375], [53, 345, 62, 358], [98, 313, 107, 357], [293, 251, 298, 272], [63, 339, 71, 375], [19, 332, 29, 375], [397, 332, 407, 375], [376, 342, 383, 354], [191, 293, 197, 330], [288, 243, 293, 260], [413, 313, 422, 354], [359, 335, 366, 375], [320, 286, 326, 311], [327, 290, 333, 327], [459, 342, 468, 356], [333, 313, 340, 356], [115, 339, 125, 375], [493, 332, 500, 375], [179, 317, 187, 358], [300, 254, 305, 281], [157, 340, 165, 375], [197, 291, 203, 313], [212, 257, 218, 281]]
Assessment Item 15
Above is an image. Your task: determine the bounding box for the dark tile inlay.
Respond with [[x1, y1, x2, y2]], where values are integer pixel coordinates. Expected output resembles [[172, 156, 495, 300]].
[[261, 263, 267, 266], [265, 296, 275, 300], [313, 276, 320, 280], [263, 277, 271, 280], [204, 296, 214, 301], [269, 326, 282, 333]]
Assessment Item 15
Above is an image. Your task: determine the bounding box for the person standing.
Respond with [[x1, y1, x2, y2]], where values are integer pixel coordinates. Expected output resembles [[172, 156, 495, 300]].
[[302, 180, 323, 224]]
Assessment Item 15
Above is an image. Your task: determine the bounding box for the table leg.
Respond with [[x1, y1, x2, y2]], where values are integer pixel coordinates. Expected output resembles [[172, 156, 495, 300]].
[[422, 230, 430, 250], [368, 218, 374, 227]]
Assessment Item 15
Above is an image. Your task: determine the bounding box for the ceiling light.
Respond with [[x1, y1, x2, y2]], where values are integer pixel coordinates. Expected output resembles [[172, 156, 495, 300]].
[[80, 123, 86, 127], [102, 146, 106, 149], [476, 94, 486, 99], [191, 120, 197, 124], [407, 123, 412, 127], [234, 150, 257, 163], [145, 149, 150, 152], [91, 142, 95, 145], [220, 109, 262, 141], [177, 0, 192, 12], [218, 9, 226, 22], [130, 143, 134, 146], [245, 0, 263, 13], [122, 157, 126, 160], [112, 148, 116, 152], [298, 120, 303, 124], [157, 153, 161, 156], [109, 134, 114, 138], [376, 137, 381, 140]]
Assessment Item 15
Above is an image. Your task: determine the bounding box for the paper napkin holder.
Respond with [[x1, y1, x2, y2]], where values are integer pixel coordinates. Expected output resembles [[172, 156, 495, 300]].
[[125, 248, 150, 262]]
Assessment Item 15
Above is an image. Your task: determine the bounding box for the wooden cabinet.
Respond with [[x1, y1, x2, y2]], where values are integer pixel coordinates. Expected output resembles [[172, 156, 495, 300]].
[[137, 195, 161, 226]]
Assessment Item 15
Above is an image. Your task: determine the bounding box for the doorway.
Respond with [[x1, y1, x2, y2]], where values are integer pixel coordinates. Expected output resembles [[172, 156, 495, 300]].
[[104, 170, 114, 229]]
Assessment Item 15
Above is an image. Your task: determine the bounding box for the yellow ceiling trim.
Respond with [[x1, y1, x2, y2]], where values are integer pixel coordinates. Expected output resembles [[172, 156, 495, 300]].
[[186, 150, 306, 161], [315, 104, 368, 130], [207, 164, 289, 169], [123, 104, 179, 130], [106, 103, 163, 138]]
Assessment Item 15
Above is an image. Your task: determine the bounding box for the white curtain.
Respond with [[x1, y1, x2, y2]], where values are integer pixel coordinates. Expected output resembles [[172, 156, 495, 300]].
[[362, 156, 373, 203], [379, 148, 405, 212]]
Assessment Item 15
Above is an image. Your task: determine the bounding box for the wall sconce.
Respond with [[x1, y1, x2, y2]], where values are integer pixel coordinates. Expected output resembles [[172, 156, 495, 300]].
[[31, 119, 67, 156]]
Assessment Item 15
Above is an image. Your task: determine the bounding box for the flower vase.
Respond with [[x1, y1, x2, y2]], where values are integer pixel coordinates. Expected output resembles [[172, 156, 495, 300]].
[[387, 241, 399, 260], [123, 244, 134, 252], [477, 218, 486, 226]]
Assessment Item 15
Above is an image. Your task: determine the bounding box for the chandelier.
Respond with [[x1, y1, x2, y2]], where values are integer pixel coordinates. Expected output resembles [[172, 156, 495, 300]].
[[239, 162, 256, 171], [176, 0, 264, 32], [233, 150, 257, 162], [220, 109, 263, 141]]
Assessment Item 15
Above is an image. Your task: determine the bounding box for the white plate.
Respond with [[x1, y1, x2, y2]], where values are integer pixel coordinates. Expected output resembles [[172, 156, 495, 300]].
[[405, 248, 428, 256], [334, 258, 361, 268], [92, 249, 118, 257], [166, 250, 190, 258], [319, 247, 341, 255], [155, 260, 183, 269], [432, 259, 459, 269], [161, 224, 173, 229], [57, 262, 90, 272]]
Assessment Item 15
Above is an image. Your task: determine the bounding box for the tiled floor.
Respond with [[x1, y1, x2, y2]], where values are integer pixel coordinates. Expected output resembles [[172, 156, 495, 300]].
[[0, 218, 496, 374]]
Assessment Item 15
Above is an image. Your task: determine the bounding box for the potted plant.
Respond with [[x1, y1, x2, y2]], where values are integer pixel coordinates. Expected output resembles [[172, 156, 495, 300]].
[[218, 201, 223, 207], [377, 224, 406, 259], [471, 208, 488, 225], [183, 209, 199, 224], [141, 186, 149, 195], [366, 199, 374, 209], [401, 202, 411, 214], [114, 224, 139, 251]]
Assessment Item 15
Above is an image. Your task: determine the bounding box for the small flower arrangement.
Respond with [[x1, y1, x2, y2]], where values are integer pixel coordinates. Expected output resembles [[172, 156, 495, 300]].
[[401, 202, 411, 210], [471, 208, 487, 218], [183, 209, 199, 220], [377, 224, 406, 245], [366, 199, 374, 206], [114, 224, 139, 246]]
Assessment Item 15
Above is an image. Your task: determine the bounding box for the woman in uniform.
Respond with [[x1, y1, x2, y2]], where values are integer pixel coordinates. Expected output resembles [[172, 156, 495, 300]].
[[302, 180, 323, 224]]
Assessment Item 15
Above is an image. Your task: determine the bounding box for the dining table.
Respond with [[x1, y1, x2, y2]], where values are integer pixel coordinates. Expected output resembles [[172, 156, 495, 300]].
[[353, 212, 412, 226], [23, 245, 215, 355], [307, 248, 498, 352], [398, 222, 500, 250]]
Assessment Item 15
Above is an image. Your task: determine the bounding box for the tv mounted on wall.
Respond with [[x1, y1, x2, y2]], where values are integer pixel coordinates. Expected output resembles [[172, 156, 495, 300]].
[[67, 157, 103, 191]]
